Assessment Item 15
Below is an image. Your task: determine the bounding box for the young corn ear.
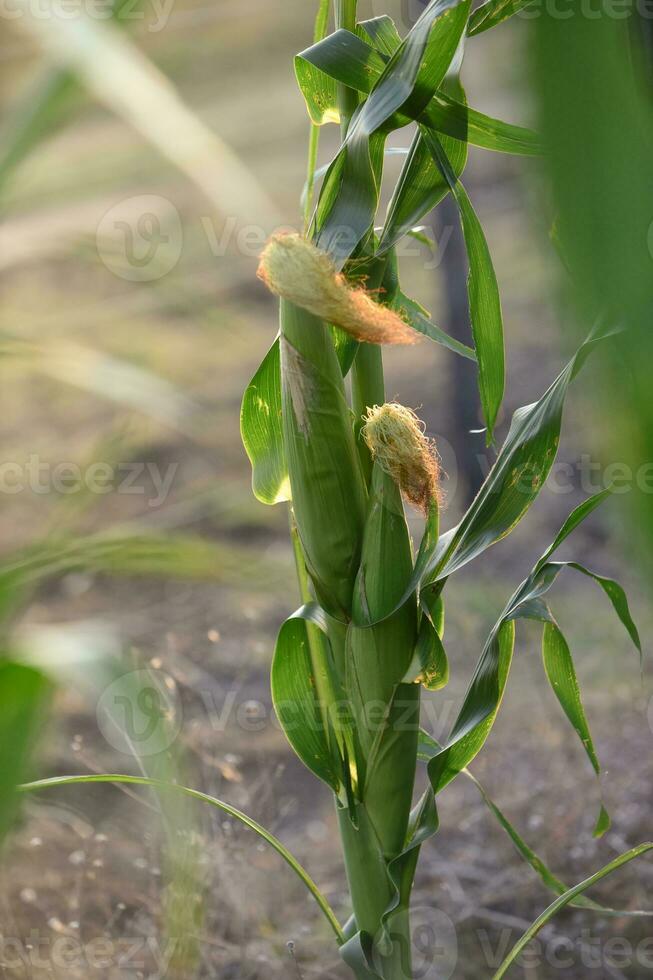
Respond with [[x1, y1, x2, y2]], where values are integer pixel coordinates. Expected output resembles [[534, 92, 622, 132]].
[[362, 403, 442, 515], [258, 234, 418, 346], [340, 461, 420, 973], [279, 298, 367, 618]]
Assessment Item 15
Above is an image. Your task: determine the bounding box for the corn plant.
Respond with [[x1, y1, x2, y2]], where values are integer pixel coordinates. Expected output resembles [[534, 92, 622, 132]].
[[4, 2, 651, 977], [239, 0, 651, 976]]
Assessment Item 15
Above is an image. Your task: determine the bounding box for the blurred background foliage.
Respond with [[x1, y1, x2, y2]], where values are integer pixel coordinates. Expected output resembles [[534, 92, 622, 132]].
[[1, 1, 652, 977]]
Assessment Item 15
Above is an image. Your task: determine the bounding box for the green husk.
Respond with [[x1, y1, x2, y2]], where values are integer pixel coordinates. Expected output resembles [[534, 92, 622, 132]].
[[279, 298, 367, 618]]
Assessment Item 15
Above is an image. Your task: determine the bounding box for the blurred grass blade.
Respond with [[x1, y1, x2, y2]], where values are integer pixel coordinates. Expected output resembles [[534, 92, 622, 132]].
[[3, 336, 201, 437], [0, 69, 77, 195], [468, 0, 535, 36], [1, 533, 252, 599], [422, 128, 504, 442], [492, 844, 653, 979], [0, 0, 147, 194], [241, 338, 290, 505], [0, 662, 51, 844], [14, 7, 280, 227], [20, 774, 345, 944]]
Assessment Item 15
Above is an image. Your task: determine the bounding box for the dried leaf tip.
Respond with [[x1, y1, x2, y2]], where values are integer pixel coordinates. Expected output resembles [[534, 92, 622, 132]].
[[257, 233, 418, 346], [362, 403, 442, 515]]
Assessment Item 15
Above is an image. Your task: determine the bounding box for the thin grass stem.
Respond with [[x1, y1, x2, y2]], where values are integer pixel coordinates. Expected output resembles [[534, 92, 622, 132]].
[[20, 774, 346, 945]]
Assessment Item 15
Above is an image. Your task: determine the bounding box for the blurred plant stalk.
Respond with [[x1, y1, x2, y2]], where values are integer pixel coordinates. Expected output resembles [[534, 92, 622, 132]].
[[8, 1, 282, 230]]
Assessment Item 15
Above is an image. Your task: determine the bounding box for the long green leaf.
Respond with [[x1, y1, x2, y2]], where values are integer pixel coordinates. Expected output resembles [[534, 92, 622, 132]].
[[20, 774, 344, 943], [492, 844, 653, 979], [425, 489, 635, 796], [358, 15, 403, 55], [422, 128, 504, 441], [559, 561, 642, 656], [542, 620, 604, 784], [380, 101, 469, 255], [418, 730, 603, 910], [407, 326, 617, 597]]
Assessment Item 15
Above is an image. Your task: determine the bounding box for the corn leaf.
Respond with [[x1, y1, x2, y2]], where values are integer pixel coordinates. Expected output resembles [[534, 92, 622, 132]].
[[422, 92, 542, 155], [541, 621, 608, 833], [380, 118, 468, 253], [422, 128, 504, 441], [425, 490, 640, 800], [553, 561, 642, 657], [417, 729, 608, 911], [315, 0, 471, 263], [296, 30, 387, 124], [493, 844, 653, 979], [467, 0, 536, 36], [407, 326, 618, 598], [358, 16, 403, 55], [380, 249, 476, 359], [297, 28, 541, 155], [271, 605, 343, 794], [241, 338, 289, 505]]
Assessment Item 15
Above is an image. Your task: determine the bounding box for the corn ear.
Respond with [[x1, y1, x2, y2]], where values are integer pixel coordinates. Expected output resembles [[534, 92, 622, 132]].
[[279, 298, 367, 618], [260, 234, 418, 346], [348, 463, 419, 859]]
